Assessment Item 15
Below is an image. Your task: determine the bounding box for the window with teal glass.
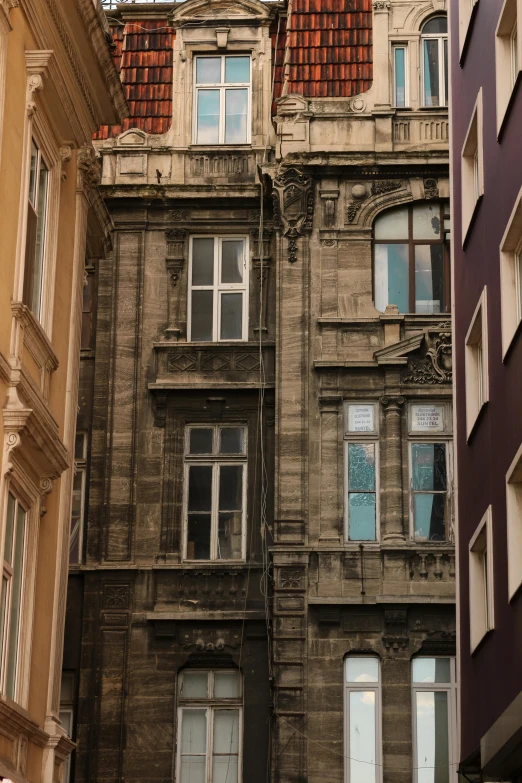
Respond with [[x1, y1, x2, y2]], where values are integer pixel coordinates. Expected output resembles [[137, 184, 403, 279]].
[[374, 201, 450, 314], [393, 46, 407, 107], [344, 402, 379, 542]]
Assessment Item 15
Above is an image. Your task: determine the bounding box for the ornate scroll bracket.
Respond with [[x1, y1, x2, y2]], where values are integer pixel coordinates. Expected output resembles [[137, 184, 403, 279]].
[[39, 477, 54, 517], [402, 324, 452, 385], [25, 50, 52, 116], [59, 144, 73, 182], [165, 228, 187, 340], [272, 167, 314, 263], [77, 146, 101, 193]]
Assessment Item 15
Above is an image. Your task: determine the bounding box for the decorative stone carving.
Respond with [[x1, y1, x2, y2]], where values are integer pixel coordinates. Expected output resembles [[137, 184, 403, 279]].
[[25, 50, 52, 116], [59, 145, 73, 182], [104, 584, 130, 609], [382, 635, 409, 653], [272, 167, 314, 263], [347, 201, 363, 223], [168, 353, 197, 373], [170, 209, 188, 221], [320, 239, 336, 247], [320, 190, 339, 228], [39, 477, 54, 518], [424, 178, 439, 199], [165, 229, 187, 339], [371, 180, 402, 196], [179, 628, 240, 651], [77, 146, 101, 192], [350, 97, 366, 113], [402, 324, 452, 384], [372, 1, 390, 9], [279, 569, 303, 589]]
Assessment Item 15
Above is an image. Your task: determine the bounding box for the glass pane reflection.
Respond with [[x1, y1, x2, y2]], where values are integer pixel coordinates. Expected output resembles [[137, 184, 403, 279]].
[[374, 244, 409, 313], [349, 691, 377, 783], [197, 90, 220, 144], [346, 657, 379, 683], [415, 691, 449, 783], [413, 658, 451, 684]]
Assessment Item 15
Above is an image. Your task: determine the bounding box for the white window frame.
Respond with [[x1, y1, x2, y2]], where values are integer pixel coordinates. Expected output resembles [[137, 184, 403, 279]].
[[420, 17, 448, 108], [176, 669, 243, 783], [392, 44, 409, 108], [183, 425, 247, 562], [0, 493, 27, 701], [344, 655, 382, 783], [464, 287, 489, 439], [408, 403, 453, 543], [22, 139, 50, 321], [495, 0, 522, 134], [188, 235, 249, 343], [461, 89, 484, 243], [506, 441, 522, 600], [14, 82, 61, 337], [0, 474, 39, 708], [411, 656, 457, 783], [343, 402, 379, 543], [193, 55, 252, 146], [469, 506, 494, 652], [70, 432, 87, 565], [500, 184, 522, 357]]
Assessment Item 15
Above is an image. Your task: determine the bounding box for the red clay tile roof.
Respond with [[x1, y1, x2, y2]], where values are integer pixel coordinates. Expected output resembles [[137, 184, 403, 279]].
[[94, 2, 372, 138], [94, 20, 174, 139], [286, 0, 373, 98]]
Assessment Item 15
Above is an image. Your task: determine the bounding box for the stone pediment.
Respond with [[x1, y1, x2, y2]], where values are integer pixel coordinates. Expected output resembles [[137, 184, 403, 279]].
[[173, 0, 271, 21], [374, 332, 425, 366], [276, 95, 310, 115]]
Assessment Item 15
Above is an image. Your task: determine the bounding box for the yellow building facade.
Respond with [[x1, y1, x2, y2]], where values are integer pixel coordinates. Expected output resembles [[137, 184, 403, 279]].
[[0, 0, 126, 781]]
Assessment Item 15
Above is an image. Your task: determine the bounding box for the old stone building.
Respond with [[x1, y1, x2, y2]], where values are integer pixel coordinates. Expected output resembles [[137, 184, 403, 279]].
[[62, 1, 455, 783]]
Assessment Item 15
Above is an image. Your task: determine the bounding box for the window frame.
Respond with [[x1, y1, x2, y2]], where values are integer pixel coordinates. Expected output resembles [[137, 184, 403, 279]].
[[193, 54, 252, 146], [373, 201, 451, 315], [176, 669, 243, 783], [499, 184, 522, 357], [343, 402, 380, 543], [506, 441, 522, 600], [469, 506, 494, 652], [22, 139, 50, 321], [461, 89, 484, 244], [495, 0, 522, 135], [70, 432, 88, 566], [459, 0, 479, 58], [420, 16, 448, 108], [392, 44, 409, 108], [182, 424, 248, 562], [464, 287, 489, 439], [411, 656, 458, 783], [0, 492, 28, 701], [60, 671, 75, 783], [187, 235, 249, 343], [408, 402, 453, 543], [343, 655, 382, 783]]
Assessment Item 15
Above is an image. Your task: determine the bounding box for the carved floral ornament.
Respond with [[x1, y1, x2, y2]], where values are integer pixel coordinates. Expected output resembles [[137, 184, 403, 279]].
[[272, 167, 314, 263]]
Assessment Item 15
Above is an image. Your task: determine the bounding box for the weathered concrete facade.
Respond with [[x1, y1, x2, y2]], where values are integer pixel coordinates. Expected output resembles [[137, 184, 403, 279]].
[[63, 1, 455, 782]]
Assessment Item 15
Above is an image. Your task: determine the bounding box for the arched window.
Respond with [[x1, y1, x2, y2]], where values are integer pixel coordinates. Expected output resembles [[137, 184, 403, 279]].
[[421, 16, 448, 107], [344, 656, 382, 783], [374, 201, 450, 314], [177, 669, 242, 783]]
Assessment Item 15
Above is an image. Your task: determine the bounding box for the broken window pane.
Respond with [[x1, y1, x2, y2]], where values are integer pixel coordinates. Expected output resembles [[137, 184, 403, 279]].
[[348, 444, 375, 491], [412, 444, 447, 491]]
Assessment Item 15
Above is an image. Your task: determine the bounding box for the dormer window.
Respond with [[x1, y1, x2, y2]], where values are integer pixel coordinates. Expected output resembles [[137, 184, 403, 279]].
[[194, 55, 251, 145]]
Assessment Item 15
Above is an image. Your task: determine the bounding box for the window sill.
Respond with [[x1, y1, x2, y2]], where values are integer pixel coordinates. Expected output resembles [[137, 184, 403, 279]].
[[189, 144, 253, 151], [466, 400, 488, 443], [462, 193, 484, 249], [470, 626, 493, 656], [502, 316, 522, 362]]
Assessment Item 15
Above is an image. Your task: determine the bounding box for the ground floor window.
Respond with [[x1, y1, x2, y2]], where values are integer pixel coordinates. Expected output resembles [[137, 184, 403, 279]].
[[178, 669, 242, 783]]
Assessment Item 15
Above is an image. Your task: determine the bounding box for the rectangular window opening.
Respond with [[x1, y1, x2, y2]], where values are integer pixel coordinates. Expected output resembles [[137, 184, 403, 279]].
[[194, 55, 251, 145]]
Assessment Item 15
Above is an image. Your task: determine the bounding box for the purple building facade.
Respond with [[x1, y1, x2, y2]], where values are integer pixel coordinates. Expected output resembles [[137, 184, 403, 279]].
[[451, 0, 522, 778]]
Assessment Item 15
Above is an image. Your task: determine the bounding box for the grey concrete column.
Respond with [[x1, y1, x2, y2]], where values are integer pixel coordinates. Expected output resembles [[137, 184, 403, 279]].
[[381, 395, 405, 541]]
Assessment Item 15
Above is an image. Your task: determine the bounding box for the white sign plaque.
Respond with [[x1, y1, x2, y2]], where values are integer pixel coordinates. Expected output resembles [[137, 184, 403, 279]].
[[411, 404, 444, 432], [347, 404, 375, 433]]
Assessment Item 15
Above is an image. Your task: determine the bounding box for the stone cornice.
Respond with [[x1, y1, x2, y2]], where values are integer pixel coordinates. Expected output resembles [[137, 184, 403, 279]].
[[0, 697, 49, 748], [12, 302, 59, 373]]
